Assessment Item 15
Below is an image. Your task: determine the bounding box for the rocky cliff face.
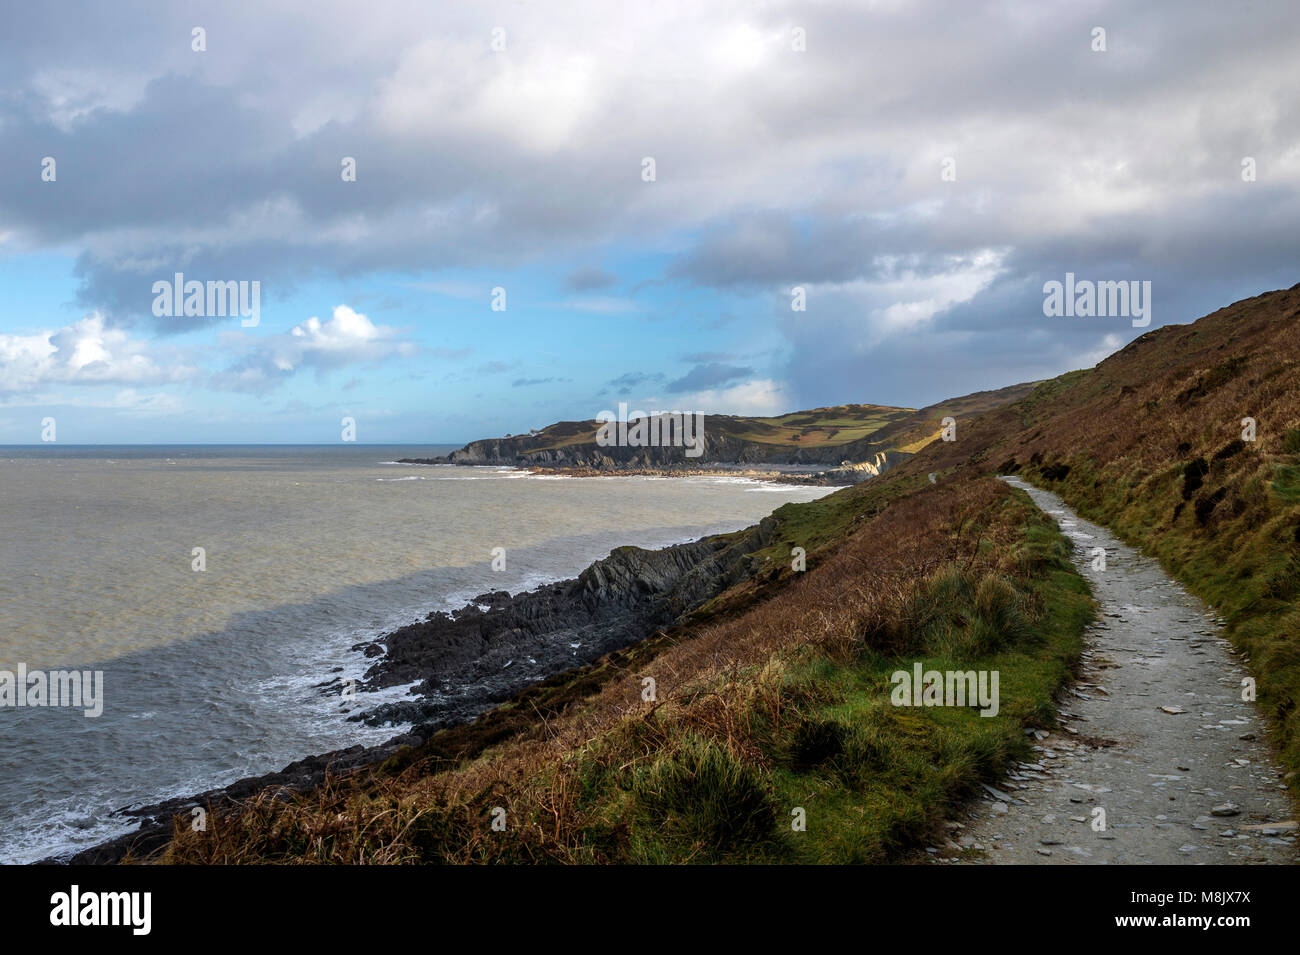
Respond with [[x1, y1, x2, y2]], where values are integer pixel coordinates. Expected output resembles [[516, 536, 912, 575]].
[[353, 514, 778, 727], [805, 449, 911, 484], [413, 431, 910, 470]]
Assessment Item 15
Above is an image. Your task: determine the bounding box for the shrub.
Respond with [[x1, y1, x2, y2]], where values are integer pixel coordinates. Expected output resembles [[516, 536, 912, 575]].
[[789, 716, 847, 768], [632, 736, 775, 852], [1182, 457, 1209, 500]]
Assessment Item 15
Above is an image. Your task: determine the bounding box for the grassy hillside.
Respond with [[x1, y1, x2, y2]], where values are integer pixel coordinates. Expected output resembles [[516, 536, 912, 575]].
[[457, 382, 1039, 465], [906, 283, 1300, 776], [158, 473, 1090, 863], [530, 404, 915, 451], [713, 404, 915, 448], [145, 285, 1300, 864]]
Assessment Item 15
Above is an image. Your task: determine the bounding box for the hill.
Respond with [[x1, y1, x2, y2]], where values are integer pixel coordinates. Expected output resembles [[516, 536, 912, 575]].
[[910, 282, 1300, 774], [91, 284, 1300, 865], [402, 384, 1039, 473]]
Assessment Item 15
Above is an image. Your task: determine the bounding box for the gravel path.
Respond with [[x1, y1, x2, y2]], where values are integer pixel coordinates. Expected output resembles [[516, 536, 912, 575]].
[[939, 477, 1297, 865]]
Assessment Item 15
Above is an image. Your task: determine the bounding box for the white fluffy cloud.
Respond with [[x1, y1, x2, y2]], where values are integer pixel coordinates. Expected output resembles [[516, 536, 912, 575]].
[[0, 312, 195, 394], [639, 378, 793, 417], [213, 305, 417, 392]]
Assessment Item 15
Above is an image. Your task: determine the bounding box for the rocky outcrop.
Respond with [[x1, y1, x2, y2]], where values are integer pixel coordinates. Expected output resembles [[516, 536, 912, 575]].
[[782, 449, 912, 485], [351, 516, 777, 726], [403, 423, 910, 470], [51, 513, 780, 865]]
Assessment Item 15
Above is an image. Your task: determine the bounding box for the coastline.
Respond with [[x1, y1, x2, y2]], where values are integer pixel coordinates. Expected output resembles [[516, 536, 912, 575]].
[[514, 464, 851, 486], [398, 458, 874, 486], [47, 465, 818, 865]]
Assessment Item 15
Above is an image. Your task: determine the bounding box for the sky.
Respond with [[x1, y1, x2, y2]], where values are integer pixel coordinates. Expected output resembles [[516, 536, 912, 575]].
[[1, 0, 1298, 444]]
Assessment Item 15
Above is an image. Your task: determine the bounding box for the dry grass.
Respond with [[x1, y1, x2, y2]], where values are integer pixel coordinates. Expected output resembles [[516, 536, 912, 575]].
[[158, 474, 1087, 864]]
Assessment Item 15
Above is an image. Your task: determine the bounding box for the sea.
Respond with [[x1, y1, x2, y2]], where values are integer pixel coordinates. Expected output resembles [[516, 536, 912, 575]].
[[0, 445, 835, 863]]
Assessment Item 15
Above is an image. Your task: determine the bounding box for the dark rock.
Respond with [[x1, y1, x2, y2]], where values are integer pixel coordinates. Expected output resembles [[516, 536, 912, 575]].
[[353, 520, 777, 727]]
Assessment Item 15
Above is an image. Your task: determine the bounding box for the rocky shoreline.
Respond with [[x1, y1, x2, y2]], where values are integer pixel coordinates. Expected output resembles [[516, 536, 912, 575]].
[[50, 511, 781, 865], [397, 456, 904, 486]]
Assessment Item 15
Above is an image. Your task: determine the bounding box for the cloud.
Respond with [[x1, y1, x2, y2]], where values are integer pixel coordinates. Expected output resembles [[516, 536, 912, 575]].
[[564, 265, 619, 291], [680, 351, 739, 363], [666, 362, 755, 393], [674, 378, 792, 416], [211, 305, 415, 392], [512, 377, 569, 387], [0, 312, 196, 394], [550, 296, 644, 315], [605, 371, 666, 392], [100, 388, 184, 414], [0, 0, 1298, 422]]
